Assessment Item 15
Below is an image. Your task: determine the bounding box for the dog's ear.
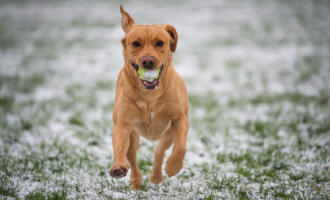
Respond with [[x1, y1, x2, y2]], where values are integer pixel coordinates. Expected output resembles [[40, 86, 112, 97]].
[[120, 5, 135, 33], [165, 25, 178, 52], [121, 37, 127, 49]]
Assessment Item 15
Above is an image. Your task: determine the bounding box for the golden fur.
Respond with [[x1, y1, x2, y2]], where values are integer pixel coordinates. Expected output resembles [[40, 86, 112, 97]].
[[109, 5, 189, 190]]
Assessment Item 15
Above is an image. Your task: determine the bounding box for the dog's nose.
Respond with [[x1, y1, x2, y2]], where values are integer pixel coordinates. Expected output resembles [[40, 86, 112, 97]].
[[141, 56, 156, 69]]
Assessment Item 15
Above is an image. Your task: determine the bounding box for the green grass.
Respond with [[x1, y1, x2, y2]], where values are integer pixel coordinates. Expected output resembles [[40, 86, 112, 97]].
[[0, 0, 329, 199], [26, 189, 68, 200]]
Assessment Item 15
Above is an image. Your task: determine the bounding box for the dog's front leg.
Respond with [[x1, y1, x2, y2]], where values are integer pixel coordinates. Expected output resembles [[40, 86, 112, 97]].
[[165, 114, 189, 177], [150, 129, 173, 184], [127, 132, 142, 190], [109, 124, 130, 178]]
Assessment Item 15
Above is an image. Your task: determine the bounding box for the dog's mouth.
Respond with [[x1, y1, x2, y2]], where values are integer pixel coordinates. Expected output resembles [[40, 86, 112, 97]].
[[132, 62, 164, 90]]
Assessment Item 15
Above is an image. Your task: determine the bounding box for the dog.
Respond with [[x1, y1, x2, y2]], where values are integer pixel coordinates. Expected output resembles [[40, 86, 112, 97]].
[[109, 5, 189, 190]]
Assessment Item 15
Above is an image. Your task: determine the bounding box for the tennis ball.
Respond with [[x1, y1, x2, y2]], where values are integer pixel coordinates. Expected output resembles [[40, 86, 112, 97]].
[[138, 67, 160, 82]]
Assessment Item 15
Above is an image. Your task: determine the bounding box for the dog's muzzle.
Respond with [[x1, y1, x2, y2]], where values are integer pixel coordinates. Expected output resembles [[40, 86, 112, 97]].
[[131, 62, 163, 90]]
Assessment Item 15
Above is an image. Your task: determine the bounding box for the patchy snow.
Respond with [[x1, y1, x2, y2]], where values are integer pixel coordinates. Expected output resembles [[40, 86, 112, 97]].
[[0, 0, 329, 199]]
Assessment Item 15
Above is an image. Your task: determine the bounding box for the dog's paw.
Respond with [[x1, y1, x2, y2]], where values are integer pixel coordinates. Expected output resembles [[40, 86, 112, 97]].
[[109, 164, 128, 178], [150, 173, 163, 184], [130, 181, 142, 190], [130, 172, 142, 190], [165, 158, 183, 177]]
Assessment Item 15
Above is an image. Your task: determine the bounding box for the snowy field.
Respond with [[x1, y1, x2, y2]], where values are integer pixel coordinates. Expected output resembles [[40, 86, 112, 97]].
[[0, 0, 329, 199]]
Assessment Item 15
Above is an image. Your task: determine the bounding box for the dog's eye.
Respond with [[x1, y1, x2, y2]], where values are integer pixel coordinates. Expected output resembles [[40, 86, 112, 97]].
[[156, 40, 163, 47], [132, 41, 140, 47]]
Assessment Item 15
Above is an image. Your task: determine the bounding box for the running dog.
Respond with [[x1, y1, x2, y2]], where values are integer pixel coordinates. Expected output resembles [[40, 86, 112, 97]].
[[109, 5, 189, 190]]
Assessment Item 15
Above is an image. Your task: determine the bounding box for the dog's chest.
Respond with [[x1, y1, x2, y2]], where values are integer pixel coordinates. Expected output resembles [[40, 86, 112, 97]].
[[134, 100, 171, 141]]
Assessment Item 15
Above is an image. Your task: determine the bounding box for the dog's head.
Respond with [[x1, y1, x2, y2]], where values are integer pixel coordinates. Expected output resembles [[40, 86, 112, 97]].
[[120, 5, 178, 90]]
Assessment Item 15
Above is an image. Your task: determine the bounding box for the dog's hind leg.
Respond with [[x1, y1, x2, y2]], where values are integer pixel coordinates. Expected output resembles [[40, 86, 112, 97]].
[[150, 130, 173, 184], [127, 132, 142, 190], [165, 115, 188, 177]]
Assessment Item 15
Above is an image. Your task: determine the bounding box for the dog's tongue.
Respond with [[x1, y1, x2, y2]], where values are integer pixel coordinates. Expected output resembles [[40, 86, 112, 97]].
[[143, 79, 156, 87]]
